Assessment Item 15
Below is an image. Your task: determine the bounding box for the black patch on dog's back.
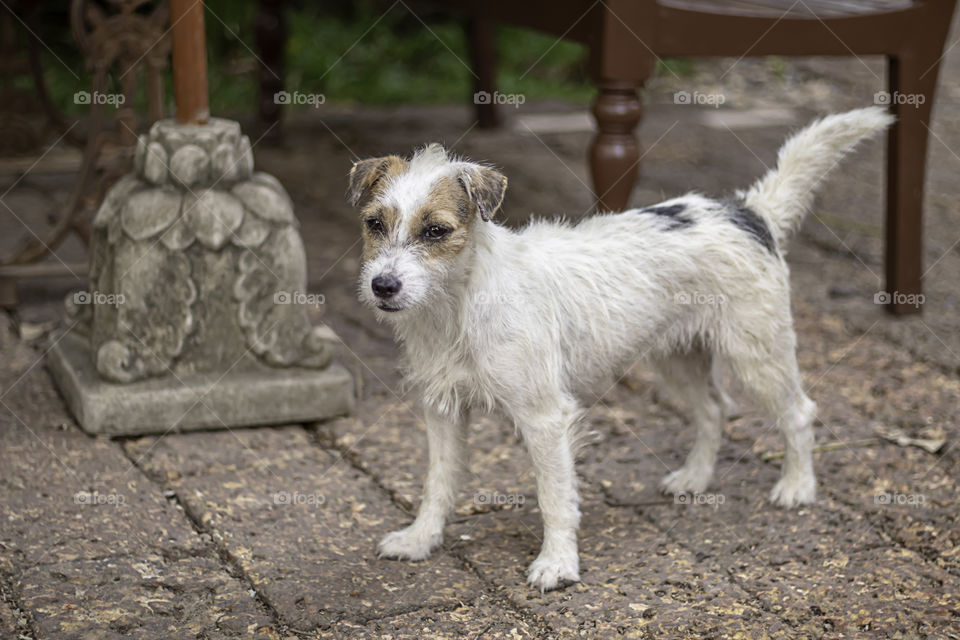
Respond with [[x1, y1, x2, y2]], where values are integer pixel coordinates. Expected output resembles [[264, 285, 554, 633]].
[[640, 203, 693, 230], [727, 202, 778, 255]]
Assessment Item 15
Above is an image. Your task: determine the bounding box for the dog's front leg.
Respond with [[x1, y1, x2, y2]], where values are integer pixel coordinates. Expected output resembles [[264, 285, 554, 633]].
[[378, 404, 467, 561], [520, 405, 582, 592]]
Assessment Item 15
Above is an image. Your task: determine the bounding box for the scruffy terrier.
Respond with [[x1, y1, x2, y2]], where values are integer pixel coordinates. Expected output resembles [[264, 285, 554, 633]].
[[346, 107, 892, 592]]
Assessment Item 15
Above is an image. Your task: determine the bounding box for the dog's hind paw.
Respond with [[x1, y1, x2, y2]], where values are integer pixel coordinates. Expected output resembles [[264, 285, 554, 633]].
[[769, 474, 816, 508], [660, 466, 712, 496], [377, 526, 441, 561], [527, 551, 580, 592]]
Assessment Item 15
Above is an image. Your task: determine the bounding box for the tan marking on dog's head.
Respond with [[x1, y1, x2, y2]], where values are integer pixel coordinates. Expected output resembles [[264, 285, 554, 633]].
[[350, 147, 509, 266], [359, 202, 400, 263], [347, 155, 407, 208], [458, 165, 507, 221], [406, 176, 477, 263], [348, 155, 408, 262]]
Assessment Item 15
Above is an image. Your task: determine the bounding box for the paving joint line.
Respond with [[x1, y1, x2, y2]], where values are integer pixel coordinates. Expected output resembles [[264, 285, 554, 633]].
[[307, 423, 558, 638], [309, 422, 418, 516], [0, 573, 41, 640], [117, 445, 310, 639], [825, 489, 960, 578], [640, 505, 814, 630]]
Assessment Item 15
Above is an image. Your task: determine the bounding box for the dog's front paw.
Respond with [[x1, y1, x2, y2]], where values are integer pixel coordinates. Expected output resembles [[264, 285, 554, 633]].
[[660, 465, 712, 496], [527, 550, 580, 592], [769, 474, 816, 508], [378, 526, 441, 561]]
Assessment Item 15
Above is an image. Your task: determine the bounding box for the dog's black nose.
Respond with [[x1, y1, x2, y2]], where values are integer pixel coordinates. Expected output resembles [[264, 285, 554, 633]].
[[371, 274, 402, 299]]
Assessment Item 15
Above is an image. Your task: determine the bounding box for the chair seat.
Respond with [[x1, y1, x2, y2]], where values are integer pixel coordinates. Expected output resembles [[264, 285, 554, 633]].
[[659, 0, 914, 19]]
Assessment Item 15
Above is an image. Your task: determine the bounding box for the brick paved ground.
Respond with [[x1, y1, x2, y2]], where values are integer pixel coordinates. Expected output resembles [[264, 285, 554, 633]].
[[2, 21, 960, 640]]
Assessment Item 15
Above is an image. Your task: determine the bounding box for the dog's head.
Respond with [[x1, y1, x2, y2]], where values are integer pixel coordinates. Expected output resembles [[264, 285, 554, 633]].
[[347, 144, 507, 314]]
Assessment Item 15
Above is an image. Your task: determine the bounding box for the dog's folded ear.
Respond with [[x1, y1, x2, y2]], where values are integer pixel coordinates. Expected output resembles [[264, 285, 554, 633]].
[[458, 166, 508, 222], [347, 156, 402, 208]]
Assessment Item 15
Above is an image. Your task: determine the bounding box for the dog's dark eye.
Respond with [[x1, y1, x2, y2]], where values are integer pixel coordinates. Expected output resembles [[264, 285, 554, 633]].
[[423, 224, 449, 240], [365, 218, 385, 234]]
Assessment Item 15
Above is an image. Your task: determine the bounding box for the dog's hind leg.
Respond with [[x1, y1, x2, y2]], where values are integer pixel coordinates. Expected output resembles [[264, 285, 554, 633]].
[[378, 404, 468, 560], [517, 394, 583, 592], [722, 323, 817, 508], [656, 348, 726, 495]]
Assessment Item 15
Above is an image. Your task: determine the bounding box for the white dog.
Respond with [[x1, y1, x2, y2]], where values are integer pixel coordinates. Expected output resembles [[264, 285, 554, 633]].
[[347, 107, 892, 592]]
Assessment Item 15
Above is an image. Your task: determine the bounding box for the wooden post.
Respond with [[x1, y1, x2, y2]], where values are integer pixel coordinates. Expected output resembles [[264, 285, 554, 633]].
[[169, 0, 209, 124]]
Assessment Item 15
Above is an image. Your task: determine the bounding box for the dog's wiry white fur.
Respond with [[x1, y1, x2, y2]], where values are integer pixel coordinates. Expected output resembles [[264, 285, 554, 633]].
[[349, 107, 893, 592]]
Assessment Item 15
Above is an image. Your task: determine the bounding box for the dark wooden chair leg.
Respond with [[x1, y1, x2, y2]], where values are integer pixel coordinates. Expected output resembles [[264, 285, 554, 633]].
[[884, 48, 944, 315], [255, 0, 286, 144], [466, 17, 499, 128], [589, 81, 642, 212]]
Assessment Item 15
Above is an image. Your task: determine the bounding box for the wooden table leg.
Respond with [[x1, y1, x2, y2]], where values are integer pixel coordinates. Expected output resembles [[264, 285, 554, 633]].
[[169, 0, 209, 124], [884, 49, 943, 315], [467, 17, 499, 129], [589, 81, 642, 213]]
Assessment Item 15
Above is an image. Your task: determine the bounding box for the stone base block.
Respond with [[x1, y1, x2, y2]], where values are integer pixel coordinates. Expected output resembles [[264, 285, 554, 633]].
[[46, 330, 355, 436]]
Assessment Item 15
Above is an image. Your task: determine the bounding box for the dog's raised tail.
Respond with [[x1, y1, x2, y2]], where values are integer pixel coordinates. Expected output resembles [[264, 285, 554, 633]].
[[740, 107, 893, 245]]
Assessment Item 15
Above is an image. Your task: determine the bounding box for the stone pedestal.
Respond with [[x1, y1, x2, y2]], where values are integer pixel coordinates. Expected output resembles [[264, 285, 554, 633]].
[[47, 118, 354, 435]]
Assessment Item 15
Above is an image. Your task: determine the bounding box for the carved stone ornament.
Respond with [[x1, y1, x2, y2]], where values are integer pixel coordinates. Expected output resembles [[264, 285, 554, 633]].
[[63, 117, 330, 382], [49, 118, 353, 435]]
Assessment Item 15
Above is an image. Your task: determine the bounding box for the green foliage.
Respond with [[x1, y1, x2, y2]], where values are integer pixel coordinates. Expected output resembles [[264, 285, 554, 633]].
[[657, 57, 696, 78], [282, 2, 593, 106], [27, 2, 691, 116]]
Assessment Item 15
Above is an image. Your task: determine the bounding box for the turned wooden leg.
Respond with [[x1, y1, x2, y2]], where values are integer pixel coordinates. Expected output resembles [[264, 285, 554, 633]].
[[884, 49, 941, 315], [466, 17, 499, 129], [590, 82, 642, 212], [255, 0, 286, 143]]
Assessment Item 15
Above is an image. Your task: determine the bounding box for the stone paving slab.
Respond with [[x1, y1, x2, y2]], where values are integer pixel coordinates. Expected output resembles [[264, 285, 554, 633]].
[[0, 419, 131, 491], [18, 554, 277, 639], [728, 547, 960, 638], [152, 435, 485, 630], [0, 411, 205, 570], [318, 597, 540, 639], [0, 474, 205, 570], [820, 443, 960, 577], [319, 404, 538, 516], [123, 425, 317, 482], [651, 494, 885, 570], [444, 494, 791, 638]]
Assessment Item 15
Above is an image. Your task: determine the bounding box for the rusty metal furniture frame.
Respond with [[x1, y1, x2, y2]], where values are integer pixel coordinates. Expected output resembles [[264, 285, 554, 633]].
[[0, 0, 170, 308]]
